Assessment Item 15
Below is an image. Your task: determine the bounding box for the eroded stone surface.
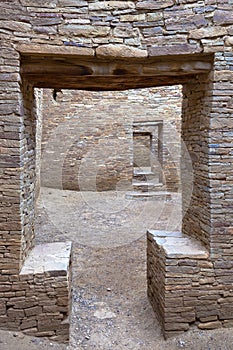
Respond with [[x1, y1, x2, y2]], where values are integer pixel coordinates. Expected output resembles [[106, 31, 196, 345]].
[[96, 44, 148, 58], [20, 242, 72, 275], [149, 233, 209, 259]]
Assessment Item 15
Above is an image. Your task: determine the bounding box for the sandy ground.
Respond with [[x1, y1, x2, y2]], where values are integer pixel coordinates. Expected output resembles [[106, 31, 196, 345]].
[[1, 187, 233, 350]]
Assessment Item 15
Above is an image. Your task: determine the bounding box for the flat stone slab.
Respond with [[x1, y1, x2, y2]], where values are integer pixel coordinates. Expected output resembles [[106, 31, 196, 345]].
[[16, 44, 94, 57], [132, 180, 161, 186], [148, 230, 183, 238], [133, 168, 154, 176], [147, 230, 209, 259], [125, 191, 171, 201], [20, 241, 72, 275]]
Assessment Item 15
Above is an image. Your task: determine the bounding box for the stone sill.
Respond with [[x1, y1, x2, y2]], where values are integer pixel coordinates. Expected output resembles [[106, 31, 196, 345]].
[[147, 230, 209, 260], [20, 242, 72, 276]]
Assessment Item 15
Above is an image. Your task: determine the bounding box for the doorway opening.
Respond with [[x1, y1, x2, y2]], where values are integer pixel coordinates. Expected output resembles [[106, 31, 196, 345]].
[[133, 131, 153, 171], [33, 85, 183, 347], [132, 120, 164, 193]]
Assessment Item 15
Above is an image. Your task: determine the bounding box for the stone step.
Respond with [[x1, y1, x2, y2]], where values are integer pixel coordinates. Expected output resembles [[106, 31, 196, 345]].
[[133, 174, 158, 182], [132, 181, 165, 192], [133, 169, 161, 182], [133, 168, 156, 180], [133, 167, 152, 175], [125, 191, 171, 201]]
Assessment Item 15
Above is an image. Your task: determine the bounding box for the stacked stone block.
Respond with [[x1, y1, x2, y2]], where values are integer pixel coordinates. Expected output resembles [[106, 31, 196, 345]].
[[0, 242, 72, 342], [147, 230, 222, 338]]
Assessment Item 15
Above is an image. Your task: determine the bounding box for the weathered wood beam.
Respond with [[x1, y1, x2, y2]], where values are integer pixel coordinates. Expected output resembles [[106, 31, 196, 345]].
[[20, 51, 213, 90], [21, 57, 212, 76], [22, 73, 199, 90]]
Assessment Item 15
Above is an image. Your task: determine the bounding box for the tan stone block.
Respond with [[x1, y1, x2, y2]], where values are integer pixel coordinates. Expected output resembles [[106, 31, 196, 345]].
[[96, 44, 147, 58], [225, 36, 233, 46], [20, 318, 37, 330], [3, 292, 16, 298], [0, 302, 6, 315], [164, 322, 189, 331], [219, 306, 233, 320], [148, 44, 202, 57], [198, 321, 222, 330], [0, 21, 31, 32], [89, 1, 135, 10], [0, 315, 8, 323], [136, 0, 175, 10], [223, 320, 233, 328], [199, 277, 215, 285], [25, 306, 42, 317], [22, 327, 39, 335], [59, 24, 110, 38], [16, 44, 94, 57], [38, 318, 61, 332], [120, 14, 146, 22], [9, 297, 37, 309], [0, 284, 11, 292], [43, 305, 58, 313], [147, 13, 163, 22], [200, 315, 218, 322], [7, 308, 25, 319], [213, 10, 233, 25], [198, 261, 213, 268], [58, 0, 87, 6], [189, 27, 227, 39], [57, 297, 68, 306], [12, 282, 28, 291]]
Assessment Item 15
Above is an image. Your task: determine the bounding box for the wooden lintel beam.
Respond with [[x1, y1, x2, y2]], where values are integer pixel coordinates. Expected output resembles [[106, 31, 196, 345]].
[[21, 59, 212, 76], [22, 73, 198, 90]]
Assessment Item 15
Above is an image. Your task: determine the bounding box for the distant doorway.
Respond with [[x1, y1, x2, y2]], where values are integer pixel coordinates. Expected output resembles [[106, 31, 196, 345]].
[[133, 121, 163, 183]]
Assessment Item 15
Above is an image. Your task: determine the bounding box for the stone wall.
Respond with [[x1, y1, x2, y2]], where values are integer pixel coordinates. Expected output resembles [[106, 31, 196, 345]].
[[147, 230, 216, 339], [35, 88, 43, 201], [0, 0, 233, 342], [182, 74, 213, 248], [40, 86, 182, 192]]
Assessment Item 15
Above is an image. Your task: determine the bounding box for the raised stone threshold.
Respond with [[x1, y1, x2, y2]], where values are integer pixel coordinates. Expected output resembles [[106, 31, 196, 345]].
[[125, 191, 171, 201], [147, 230, 209, 259], [0, 242, 72, 343], [147, 230, 223, 339], [133, 168, 157, 181], [132, 180, 165, 192], [20, 242, 72, 276]]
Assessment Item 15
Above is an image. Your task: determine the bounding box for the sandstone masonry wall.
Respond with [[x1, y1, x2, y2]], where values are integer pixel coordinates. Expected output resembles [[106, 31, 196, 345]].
[[0, 0, 233, 341], [40, 86, 182, 192]]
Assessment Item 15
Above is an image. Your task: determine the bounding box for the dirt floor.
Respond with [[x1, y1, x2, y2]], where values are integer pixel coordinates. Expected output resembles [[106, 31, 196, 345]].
[[1, 187, 233, 349]]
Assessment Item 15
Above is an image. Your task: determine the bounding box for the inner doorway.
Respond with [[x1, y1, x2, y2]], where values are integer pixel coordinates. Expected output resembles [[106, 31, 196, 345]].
[[133, 120, 164, 186], [133, 131, 152, 171]]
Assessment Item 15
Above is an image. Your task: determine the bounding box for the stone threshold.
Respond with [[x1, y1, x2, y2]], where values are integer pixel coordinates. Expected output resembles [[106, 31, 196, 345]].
[[20, 242, 72, 276], [147, 230, 209, 259], [125, 191, 172, 200], [0, 242, 73, 343]]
